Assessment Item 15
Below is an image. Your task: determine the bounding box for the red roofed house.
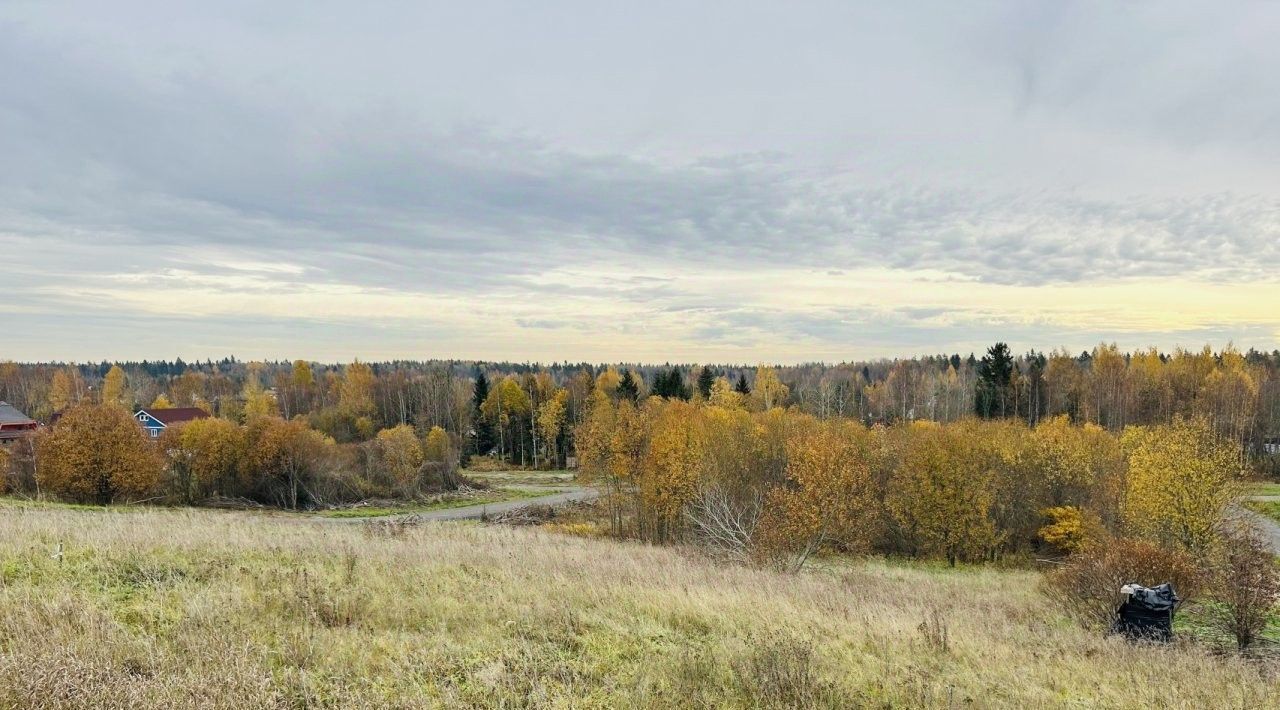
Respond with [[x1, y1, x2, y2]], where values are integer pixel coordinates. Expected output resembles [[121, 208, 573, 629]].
[[0, 402, 38, 444], [134, 407, 211, 438]]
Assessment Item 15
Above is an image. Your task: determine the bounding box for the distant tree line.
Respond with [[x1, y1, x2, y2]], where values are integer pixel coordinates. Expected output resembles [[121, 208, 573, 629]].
[[1, 342, 1278, 502]]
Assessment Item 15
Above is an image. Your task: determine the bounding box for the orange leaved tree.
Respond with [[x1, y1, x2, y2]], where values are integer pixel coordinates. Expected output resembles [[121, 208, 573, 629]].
[[37, 403, 163, 504]]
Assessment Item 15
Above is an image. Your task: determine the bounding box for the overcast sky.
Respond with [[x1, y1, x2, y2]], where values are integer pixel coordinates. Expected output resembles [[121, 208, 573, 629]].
[[2, 1, 1278, 363]]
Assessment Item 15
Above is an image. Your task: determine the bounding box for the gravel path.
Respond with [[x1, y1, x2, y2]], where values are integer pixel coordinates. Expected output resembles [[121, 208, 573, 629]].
[[1234, 497, 1280, 555], [332, 486, 598, 523]]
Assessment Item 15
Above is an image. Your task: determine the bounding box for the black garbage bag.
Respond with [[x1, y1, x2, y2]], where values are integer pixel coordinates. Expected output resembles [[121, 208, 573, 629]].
[[1110, 583, 1178, 642]]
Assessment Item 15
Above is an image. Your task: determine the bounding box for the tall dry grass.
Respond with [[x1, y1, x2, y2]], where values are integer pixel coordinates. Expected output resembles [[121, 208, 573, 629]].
[[0, 505, 1273, 708]]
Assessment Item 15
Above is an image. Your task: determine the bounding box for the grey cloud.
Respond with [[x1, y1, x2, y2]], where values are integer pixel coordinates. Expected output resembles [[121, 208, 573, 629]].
[[1, 2, 1279, 361]]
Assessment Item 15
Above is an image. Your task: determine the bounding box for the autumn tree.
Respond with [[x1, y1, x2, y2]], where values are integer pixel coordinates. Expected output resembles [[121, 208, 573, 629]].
[[536, 389, 568, 468], [245, 417, 332, 509], [756, 418, 876, 570], [151, 393, 174, 409], [638, 399, 705, 541], [170, 371, 211, 411], [576, 397, 647, 535], [708, 376, 746, 410], [1122, 417, 1237, 554], [280, 360, 316, 418], [101, 365, 128, 408], [0, 446, 10, 494], [1197, 346, 1260, 464], [339, 360, 377, 420], [1084, 343, 1129, 429], [423, 425, 451, 463], [241, 380, 277, 421], [751, 365, 789, 411], [377, 424, 425, 487], [887, 421, 1003, 565], [36, 403, 163, 504], [595, 366, 622, 401], [1207, 522, 1280, 651], [48, 368, 83, 412], [481, 376, 532, 464], [163, 417, 247, 502]]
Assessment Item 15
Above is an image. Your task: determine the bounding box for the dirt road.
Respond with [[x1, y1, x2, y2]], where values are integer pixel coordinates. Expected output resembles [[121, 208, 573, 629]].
[[1236, 497, 1280, 554], [334, 486, 598, 523]]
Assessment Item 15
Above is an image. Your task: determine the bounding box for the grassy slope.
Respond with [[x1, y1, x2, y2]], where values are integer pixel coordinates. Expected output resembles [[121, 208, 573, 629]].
[[315, 488, 546, 518], [0, 483, 551, 520], [1245, 499, 1280, 523], [1246, 482, 1280, 498], [0, 508, 1274, 709]]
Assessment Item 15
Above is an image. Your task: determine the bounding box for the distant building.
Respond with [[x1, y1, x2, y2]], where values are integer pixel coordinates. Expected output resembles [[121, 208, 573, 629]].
[[134, 407, 211, 438], [1265, 437, 1280, 456], [0, 402, 38, 444]]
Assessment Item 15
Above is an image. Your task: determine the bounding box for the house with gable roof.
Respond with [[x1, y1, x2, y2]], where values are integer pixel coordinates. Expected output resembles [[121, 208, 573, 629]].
[[133, 407, 211, 438]]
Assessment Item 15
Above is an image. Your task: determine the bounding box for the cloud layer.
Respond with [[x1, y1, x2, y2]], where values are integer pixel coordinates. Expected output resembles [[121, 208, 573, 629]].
[[2, 2, 1278, 362]]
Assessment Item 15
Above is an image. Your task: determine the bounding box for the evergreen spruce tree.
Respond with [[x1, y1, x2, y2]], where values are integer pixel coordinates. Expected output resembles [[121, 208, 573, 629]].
[[471, 368, 496, 456], [618, 369, 640, 402], [673, 368, 690, 400], [734, 372, 751, 395], [695, 365, 716, 399], [974, 342, 1015, 418], [653, 368, 691, 400]]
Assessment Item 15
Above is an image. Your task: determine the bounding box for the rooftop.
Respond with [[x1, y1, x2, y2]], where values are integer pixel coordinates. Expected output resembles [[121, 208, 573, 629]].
[[0, 402, 36, 427], [140, 407, 211, 426]]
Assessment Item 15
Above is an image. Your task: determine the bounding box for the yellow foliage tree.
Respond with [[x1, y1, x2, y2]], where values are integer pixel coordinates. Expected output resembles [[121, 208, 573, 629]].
[[638, 400, 705, 541], [49, 369, 82, 412], [245, 417, 332, 509], [1038, 505, 1104, 554], [423, 425, 451, 463], [101, 365, 127, 408], [887, 421, 1003, 566], [151, 393, 174, 409], [165, 417, 247, 502], [751, 365, 789, 411], [339, 361, 376, 417], [0, 446, 10, 492], [378, 424, 425, 486], [1122, 417, 1237, 554], [242, 380, 277, 421], [536, 390, 568, 468], [576, 397, 648, 535], [481, 376, 532, 460], [594, 366, 622, 400], [291, 360, 315, 388], [708, 376, 746, 410], [36, 403, 163, 504], [757, 417, 876, 570]]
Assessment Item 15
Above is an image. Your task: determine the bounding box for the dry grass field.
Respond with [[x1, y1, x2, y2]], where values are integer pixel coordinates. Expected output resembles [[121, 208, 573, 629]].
[[0, 506, 1275, 709]]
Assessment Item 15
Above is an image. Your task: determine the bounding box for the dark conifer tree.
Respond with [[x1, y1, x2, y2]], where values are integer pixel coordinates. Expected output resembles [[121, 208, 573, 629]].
[[974, 342, 1015, 418], [470, 368, 496, 456], [618, 369, 640, 402], [695, 365, 716, 399], [734, 372, 751, 395]]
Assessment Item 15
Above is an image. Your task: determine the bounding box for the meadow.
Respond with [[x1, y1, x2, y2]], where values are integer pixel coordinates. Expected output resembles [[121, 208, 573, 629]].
[[0, 506, 1274, 709]]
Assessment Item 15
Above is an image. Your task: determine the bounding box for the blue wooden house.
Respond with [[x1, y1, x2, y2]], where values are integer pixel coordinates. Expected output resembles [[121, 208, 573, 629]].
[[133, 407, 210, 438]]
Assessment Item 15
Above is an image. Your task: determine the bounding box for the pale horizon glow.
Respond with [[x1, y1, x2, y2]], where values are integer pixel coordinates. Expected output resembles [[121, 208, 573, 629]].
[[2, 2, 1279, 363]]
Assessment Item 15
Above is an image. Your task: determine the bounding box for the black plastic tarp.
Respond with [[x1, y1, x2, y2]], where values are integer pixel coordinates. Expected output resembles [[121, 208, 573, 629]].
[[1110, 583, 1178, 642]]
